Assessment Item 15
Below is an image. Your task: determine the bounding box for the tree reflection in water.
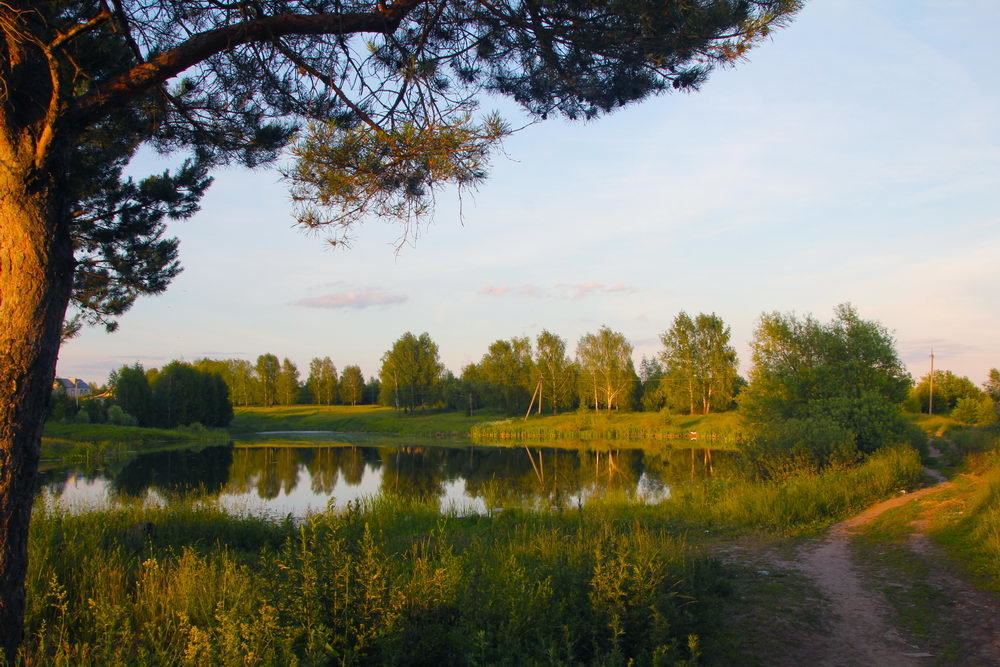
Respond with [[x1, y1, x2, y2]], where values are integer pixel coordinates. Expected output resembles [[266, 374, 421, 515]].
[[39, 441, 731, 516]]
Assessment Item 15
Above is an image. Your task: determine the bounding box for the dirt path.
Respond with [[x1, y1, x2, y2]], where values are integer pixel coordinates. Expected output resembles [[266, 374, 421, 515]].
[[794, 476, 952, 665]]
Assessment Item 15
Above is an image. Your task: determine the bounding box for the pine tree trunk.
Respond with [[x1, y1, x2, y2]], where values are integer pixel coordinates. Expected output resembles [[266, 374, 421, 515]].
[[0, 162, 74, 661]]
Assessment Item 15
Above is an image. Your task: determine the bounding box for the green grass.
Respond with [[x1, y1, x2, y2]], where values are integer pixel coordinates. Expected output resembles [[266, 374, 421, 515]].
[[472, 410, 746, 443], [659, 445, 924, 533], [231, 404, 503, 437], [906, 411, 960, 437], [22, 496, 719, 665], [41, 422, 229, 460], [929, 450, 1000, 592]]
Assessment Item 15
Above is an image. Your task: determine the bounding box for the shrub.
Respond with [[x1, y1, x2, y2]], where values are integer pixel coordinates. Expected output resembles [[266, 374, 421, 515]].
[[741, 416, 859, 480]]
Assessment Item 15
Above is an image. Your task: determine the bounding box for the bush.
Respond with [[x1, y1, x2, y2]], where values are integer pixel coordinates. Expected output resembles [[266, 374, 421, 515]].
[[742, 417, 859, 480], [106, 405, 136, 426], [73, 410, 90, 424]]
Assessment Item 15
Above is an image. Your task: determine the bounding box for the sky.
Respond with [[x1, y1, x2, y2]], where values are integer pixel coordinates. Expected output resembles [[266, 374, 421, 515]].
[[56, 0, 1000, 388]]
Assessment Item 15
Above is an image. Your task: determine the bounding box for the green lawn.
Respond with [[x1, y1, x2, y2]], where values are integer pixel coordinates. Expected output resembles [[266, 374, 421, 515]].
[[231, 404, 748, 442], [231, 404, 503, 436]]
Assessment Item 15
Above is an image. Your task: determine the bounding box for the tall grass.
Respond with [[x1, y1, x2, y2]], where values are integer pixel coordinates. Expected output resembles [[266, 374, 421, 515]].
[[22, 496, 716, 665], [931, 435, 1000, 592], [659, 445, 924, 532]]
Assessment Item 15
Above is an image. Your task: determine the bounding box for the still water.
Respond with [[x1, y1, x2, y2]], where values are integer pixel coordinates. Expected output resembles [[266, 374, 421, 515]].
[[37, 434, 726, 518]]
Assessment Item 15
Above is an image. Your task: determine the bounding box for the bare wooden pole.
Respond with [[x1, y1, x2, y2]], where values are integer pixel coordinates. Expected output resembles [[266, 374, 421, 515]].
[[928, 349, 935, 415]]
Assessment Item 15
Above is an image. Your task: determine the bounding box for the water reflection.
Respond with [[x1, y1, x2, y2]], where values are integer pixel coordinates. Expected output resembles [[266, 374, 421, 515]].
[[38, 439, 730, 517]]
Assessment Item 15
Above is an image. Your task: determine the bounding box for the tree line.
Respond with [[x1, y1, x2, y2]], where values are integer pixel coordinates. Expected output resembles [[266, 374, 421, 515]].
[[168, 356, 381, 409], [376, 313, 741, 416], [51, 361, 233, 429]]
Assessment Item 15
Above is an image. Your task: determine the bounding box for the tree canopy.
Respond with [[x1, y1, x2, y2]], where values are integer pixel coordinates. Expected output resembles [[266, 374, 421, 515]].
[[657, 312, 739, 415], [379, 332, 443, 412], [741, 304, 912, 453]]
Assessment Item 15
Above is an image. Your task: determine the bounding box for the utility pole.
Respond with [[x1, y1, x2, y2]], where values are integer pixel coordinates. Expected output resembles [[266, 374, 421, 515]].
[[928, 349, 935, 415]]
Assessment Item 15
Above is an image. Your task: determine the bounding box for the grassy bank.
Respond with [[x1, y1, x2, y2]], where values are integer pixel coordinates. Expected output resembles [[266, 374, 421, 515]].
[[230, 404, 748, 443], [471, 411, 745, 444], [231, 405, 501, 437], [660, 445, 923, 532], [41, 422, 229, 460]]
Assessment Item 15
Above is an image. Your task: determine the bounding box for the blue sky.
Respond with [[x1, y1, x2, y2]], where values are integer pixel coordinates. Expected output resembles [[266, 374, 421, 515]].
[[57, 0, 1000, 387]]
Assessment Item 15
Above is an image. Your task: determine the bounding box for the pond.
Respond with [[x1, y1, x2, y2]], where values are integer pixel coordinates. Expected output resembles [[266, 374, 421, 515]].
[[37, 434, 729, 518]]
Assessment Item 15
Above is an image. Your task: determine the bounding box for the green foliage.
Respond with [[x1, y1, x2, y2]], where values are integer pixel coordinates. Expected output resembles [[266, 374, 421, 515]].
[[576, 327, 638, 412], [741, 417, 860, 480], [255, 354, 280, 408], [664, 445, 924, 532], [276, 358, 301, 406], [984, 369, 1000, 403], [291, 115, 510, 235], [111, 363, 153, 426], [476, 337, 535, 414], [307, 356, 338, 405], [911, 369, 983, 414], [105, 405, 137, 427], [741, 304, 912, 455], [658, 312, 739, 415], [379, 332, 444, 413], [535, 330, 578, 414], [149, 362, 233, 428], [952, 396, 998, 427], [340, 365, 365, 406]]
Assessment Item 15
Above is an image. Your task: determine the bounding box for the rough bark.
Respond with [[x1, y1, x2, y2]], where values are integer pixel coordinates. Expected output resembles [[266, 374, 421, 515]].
[[0, 160, 74, 661]]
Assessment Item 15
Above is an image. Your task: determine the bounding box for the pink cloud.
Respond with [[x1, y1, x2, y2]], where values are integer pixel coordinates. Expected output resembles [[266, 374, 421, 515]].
[[479, 285, 511, 296], [557, 282, 634, 298], [294, 289, 407, 310]]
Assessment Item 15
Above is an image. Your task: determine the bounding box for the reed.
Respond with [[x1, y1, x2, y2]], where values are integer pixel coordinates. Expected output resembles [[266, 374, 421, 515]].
[[21, 496, 714, 665]]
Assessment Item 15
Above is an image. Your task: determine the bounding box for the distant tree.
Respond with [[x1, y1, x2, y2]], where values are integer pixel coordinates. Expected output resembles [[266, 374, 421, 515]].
[[307, 357, 338, 405], [149, 361, 232, 427], [534, 331, 576, 414], [228, 360, 257, 407], [460, 363, 488, 415], [639, 357, 667, 412], [576, 327, 637, 412], [479, 337, 534, 414], [340, 366, 365, 406], [658, 312, 738, 415], [111, 363, 152, 426], [910, 370, 982, 414], [438, 371, 464, 410], [364, 378, 381, 406], [741, 304, 912, 453], [277, 359, 301, 406], [255, 354, 280, 407], [952, 395, 997, 427], [379, 332, 443, 413], [985, 369, 1000, 403]]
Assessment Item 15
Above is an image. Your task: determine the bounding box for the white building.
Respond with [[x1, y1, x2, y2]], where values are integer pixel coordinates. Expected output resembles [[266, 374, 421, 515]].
[[53, 377, 91, 399]]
